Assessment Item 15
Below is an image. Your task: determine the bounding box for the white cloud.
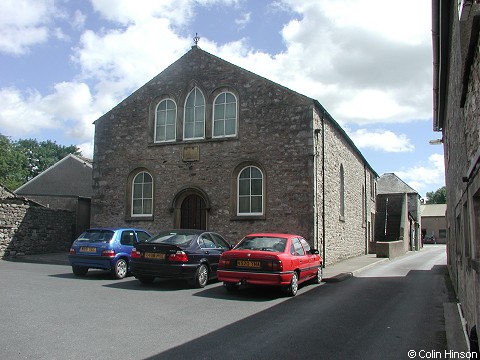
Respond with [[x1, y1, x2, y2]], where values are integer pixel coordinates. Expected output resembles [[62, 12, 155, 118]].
[[0, 0, 434, 159], [235, 12, 251, 28], [0, 83, 97, 142], [72, 10, 86, 31], [0, 0, 60, 54], [395, 153, 445, 197], [349, 129, 414, 152], [90, 0, 194, 26], [266, 0, 433, 125]]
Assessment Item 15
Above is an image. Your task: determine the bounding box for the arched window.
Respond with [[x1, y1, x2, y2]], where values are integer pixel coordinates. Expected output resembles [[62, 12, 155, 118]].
[[155, 99, 176, 142], [132, 171, 153, 216], [184, 87, 205, 140], [238, 166, 263, 215], [340, 164, 345, 220], [213, 92, 237, 137]]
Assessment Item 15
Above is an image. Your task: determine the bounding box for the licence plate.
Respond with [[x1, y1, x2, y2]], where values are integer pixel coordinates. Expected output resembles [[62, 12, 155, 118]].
[[79, 247, 96, 253], [237, 260, 261, 269], [144, 252, 165, 260]]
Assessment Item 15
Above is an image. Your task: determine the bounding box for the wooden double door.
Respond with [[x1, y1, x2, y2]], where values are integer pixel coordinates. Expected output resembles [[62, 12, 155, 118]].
[[180, 194, 206, 230]]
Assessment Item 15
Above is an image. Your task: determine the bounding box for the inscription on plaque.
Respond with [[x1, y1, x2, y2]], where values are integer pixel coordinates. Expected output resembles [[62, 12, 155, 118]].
[[182, 146, 199, 162]]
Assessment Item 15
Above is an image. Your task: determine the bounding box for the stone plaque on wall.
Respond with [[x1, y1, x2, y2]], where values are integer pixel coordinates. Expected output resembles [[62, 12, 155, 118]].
[[182, 145, 199, 162]]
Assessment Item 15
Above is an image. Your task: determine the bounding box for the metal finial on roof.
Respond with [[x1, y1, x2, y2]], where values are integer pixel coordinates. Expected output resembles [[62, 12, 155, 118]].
[[193, 33, 200, 46]]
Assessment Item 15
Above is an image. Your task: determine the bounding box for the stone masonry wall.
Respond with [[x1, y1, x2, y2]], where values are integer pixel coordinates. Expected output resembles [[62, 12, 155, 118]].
[[91, 47, 316, 244], [322, 115, 370, 265], [312, 109, 375, 266], [0, 199, 75, 257], [442, 7, 480, 338]]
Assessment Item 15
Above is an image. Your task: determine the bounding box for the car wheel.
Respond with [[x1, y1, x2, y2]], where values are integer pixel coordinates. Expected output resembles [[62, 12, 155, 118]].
[[312, 266, 323, 284], [113, 258, 128, 279], [192, 264, 209, 288], [287, 272, 299, 296], [72, 265, 88, 277], [224, 282, 240, 292], [137, 276, 154, 284]]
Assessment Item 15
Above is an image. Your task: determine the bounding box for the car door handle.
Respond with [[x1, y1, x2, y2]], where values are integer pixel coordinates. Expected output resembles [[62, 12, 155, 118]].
[[204, 251, 210, 254]]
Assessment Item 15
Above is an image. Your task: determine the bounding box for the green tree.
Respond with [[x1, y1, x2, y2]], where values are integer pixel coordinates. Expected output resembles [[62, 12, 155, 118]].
[[15, 139, 80, 182], [0, 135, 81, 190], [0, 135, 27, 190], [426, 186, 447, 204]]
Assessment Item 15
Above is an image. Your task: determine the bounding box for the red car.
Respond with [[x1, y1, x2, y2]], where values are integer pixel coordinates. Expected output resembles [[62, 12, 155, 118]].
[[217, 233, 323, 296]]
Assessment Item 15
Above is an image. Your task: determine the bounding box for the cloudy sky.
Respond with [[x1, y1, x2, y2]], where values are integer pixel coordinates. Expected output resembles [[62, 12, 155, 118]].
[[0, 0, 443, 198]]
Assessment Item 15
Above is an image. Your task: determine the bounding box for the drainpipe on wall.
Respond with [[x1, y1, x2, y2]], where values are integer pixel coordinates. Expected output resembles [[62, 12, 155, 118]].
[[313, 114, 320, 254], [322, 112, 326, 266], [364, 164, 368, 254]]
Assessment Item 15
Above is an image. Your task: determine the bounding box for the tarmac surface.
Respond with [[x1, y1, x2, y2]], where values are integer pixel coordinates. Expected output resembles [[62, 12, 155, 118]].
[[2, 247, 470, 353]]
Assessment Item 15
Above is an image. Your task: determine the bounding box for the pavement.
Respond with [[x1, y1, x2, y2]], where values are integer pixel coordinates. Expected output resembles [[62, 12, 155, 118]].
[[2, 248, 470, 352]]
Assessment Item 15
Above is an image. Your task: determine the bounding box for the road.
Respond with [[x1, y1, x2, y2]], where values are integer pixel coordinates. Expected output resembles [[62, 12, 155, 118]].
[[0, 245, 451, 359]]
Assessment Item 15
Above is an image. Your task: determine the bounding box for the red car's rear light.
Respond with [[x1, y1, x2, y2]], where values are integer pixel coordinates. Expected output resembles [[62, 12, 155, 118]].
[[219, 259, 231, 268], [131, 248, 141, 259], [69, 248, 75, 255], [267, 260, 282, 271], [167, 251, 188, 262], [101, 250, 115, 257]]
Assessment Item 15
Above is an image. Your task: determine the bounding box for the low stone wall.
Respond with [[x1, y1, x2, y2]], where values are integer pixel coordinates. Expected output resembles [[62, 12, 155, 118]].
[[0, 200, 75, 257], [376, 240, 406, 259]]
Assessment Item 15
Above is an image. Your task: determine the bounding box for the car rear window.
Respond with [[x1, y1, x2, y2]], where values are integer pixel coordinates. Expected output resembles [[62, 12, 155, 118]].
[[76, 230, 114, 243], [234, 236, 287, 252], [147, 231, 197, 247]]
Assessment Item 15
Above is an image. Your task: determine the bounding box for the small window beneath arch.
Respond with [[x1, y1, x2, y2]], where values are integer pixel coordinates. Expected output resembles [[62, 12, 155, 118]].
[[213, 92, 237, 138], [132, 172, 153, 217], [238, 166, 263, 216], [155, 99, 176, 142]]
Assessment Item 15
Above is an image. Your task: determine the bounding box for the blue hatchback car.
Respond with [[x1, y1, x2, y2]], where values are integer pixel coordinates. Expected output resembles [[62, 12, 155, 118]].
[[68, 228, 151, 279]]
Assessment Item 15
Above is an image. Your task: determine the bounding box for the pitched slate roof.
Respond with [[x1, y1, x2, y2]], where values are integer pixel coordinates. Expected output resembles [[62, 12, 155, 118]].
[[377, 173, 418, 195], [420, 204, 447, 217], [15, 154, 93, 198]]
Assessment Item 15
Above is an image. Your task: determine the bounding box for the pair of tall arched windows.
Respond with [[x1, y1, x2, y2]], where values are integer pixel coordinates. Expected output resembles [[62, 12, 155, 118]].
[[154, 88, 237, 143], [130, 165, 264, 217]]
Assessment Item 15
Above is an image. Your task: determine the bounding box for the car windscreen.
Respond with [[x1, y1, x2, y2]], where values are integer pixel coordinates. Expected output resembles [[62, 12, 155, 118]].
[[234, 236, 287, 252], [146, 231, 197, 247], [76, 230, 115, 243]]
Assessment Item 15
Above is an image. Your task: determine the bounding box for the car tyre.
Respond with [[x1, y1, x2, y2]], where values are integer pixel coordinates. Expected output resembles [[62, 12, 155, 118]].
[[286, 271, 298, 297], [312, 266, 323, 284], [224, 282, 240, 292], [113, 258, 128, 279], [137, 276, 154, 284], [72, 265, 88, 277], [192, 264, 209, 288]]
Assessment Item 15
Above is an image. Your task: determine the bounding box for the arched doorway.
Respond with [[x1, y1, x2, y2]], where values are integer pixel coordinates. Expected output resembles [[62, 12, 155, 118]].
[[171, 187, 210, 230], [180, 194, 206, 230]]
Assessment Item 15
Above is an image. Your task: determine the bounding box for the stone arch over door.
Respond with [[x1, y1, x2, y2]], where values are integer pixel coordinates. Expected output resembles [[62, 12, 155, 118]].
[[171, 187, 211, 230]]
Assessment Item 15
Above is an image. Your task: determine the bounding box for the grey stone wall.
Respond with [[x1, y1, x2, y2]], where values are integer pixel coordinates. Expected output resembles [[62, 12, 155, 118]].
[[440, 5, 480, 341], [0, 198, 75, 257], [321, 114, 372, 265], [92, 48, 315, 244]]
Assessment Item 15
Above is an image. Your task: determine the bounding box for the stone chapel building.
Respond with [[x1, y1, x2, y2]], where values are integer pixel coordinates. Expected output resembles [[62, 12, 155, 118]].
[[91, 45, 377, 266]]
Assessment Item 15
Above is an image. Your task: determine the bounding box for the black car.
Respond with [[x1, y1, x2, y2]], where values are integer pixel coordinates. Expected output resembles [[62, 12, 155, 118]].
[[130, 229, 231, 288]]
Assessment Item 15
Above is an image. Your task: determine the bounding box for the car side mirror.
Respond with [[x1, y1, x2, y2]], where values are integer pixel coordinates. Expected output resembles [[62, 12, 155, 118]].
[[310, 248, 319, 255]]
